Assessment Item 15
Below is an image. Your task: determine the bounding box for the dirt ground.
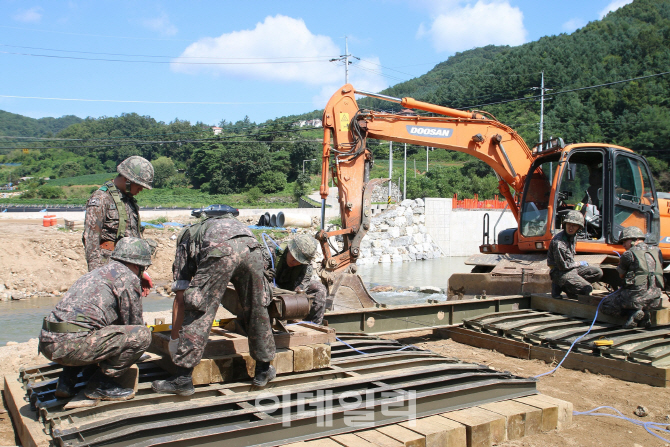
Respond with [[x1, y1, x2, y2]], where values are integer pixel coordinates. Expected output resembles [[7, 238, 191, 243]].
[[0, 219, 184, 299], [1, 220, 669, 446], [385, 330, 670, 447], [2, 330, 669, 447]]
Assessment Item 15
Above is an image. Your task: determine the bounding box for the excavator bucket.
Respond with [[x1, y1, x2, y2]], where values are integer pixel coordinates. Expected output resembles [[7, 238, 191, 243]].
[[326, 272, 378, 311]]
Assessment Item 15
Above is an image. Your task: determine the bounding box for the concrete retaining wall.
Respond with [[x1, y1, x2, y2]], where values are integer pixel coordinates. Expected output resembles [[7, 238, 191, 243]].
[[357, 199, 445, 265], [424, 198, 517, 256]]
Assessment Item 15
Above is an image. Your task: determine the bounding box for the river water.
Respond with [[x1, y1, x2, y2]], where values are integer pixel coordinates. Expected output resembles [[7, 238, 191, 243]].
[[0, 257, 472, 345]]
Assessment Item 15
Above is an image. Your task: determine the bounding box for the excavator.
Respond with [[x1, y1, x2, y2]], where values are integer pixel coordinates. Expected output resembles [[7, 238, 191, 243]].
[[316, 84, 670, 306]]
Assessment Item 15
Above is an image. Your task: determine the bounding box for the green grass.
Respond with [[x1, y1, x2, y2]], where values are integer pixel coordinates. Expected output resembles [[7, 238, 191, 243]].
[[145, 216, 169, 224], [48, 172, 115, 186]]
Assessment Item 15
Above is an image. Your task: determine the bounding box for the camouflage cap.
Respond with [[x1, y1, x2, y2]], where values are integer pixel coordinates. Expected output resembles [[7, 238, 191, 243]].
[[117, 156, 154, 189], [111, 237, 152, 266], [619, 226, 645, 242], [287, 234, 317, 265], [564, 210, 585, 228]]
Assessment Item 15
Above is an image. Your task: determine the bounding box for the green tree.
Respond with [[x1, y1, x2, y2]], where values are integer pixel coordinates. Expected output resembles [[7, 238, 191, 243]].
[[58, 161, 81, 179], [257, 171, 287, 193], [37, 185, 65, 199], [151, 156, 176, 189], [293, 172, 312, 202]]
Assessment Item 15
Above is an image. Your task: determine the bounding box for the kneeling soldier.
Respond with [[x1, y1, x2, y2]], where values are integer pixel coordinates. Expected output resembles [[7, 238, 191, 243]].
[[601, 226, 664, 328], [39, 237, 153, 401], [548, 210, 603, 299], [264, 234, 327, 324]]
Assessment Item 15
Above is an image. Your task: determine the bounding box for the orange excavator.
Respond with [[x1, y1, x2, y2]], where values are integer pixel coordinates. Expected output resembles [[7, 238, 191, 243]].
[[316, 84, 670, 303]]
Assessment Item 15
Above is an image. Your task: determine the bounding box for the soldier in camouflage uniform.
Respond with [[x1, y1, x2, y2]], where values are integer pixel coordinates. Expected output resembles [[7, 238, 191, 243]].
[[83, 156, 155, 296], [39, 238, 153, 401], [152, 215, 275, 395], [264, 234, 327, 324], [548, 210, 603, 299], [601, 226, 665, 328]]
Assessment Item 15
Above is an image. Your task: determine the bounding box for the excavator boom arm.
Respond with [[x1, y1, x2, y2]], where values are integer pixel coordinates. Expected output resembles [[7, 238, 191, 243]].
[[319, 84, 536, 273]]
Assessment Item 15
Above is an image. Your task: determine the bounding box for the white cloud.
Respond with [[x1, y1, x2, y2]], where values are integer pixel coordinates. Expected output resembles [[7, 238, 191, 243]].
[[13, 7, 43, 23], [562, 17, 586, 33], [142, 13, 177, 36], [172, 14, 387, 94], [599, 0, 633, 18], [416, 1, 527, 53]]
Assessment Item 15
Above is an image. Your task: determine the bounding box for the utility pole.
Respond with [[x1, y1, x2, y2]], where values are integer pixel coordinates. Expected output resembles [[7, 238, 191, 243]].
[[345, 37, 349, 84], [330, 37, 357, 84], [426, 147, 429, 172], [403, 143, 407, 201], [388, 141, 392, 204], [531, 71, 552, 143]]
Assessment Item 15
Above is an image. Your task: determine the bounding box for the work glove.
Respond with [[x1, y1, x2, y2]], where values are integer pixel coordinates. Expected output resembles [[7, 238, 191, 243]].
[[264, 268, 276, 281], [141, 272, 153, 297], [579, 261, 589, 266], [168, 337, 179, 357]]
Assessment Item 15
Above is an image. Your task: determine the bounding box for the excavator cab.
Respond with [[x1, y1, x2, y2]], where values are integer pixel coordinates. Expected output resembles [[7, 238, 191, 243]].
[[518, 144, 660, 251]]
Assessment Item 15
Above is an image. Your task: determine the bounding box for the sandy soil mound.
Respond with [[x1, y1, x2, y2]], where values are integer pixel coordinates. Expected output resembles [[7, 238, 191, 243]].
[[0, 220, 186, 300]]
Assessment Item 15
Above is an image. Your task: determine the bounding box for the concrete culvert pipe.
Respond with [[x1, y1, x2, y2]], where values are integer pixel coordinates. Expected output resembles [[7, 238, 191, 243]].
[[270, 214, 277, 227], [258, 215, 266, 226], [264, 212, 271, 226], [277, 212, 312, 228]]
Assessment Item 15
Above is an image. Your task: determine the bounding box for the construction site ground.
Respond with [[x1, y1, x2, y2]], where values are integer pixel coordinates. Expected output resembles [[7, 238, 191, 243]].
[[1, 328, 668, 447], [1, 220, 669, 446]]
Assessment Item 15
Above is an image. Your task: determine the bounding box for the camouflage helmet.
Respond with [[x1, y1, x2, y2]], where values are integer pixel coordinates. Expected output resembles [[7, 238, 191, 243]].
[[111, 237, 152, 266], [564, 210, 585, 228], [619, 226, 645, 243], [117, 156, 154, 189], [287, 234, 317, 265]]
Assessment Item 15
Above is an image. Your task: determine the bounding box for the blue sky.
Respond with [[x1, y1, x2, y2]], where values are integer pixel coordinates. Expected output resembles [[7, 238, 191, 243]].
[[0, 0, 633, 126]]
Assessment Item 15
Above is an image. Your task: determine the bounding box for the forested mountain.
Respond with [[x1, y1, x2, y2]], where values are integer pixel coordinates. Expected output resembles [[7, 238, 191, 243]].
[[0, 110, 82, 138], [361, 0, 670, 163], [357, 0, 670, 193], [1, 0, 669, 198]]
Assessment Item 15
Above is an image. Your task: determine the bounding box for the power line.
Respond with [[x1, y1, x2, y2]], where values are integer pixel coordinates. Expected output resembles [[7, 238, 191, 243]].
[[350, 63, 408, 83], [0, 126, 323, 143], [0, 138, 322, 151], [460, 70, 670, 109], [0, 44, 338, 61], [0, 94, 313, 105], [0, 50, 335, 65]]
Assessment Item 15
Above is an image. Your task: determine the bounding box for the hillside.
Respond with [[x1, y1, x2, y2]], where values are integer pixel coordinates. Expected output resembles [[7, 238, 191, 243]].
[[360, 0, 670, 166], [0, 110, 82, 138], [1, 0, 669, 201]]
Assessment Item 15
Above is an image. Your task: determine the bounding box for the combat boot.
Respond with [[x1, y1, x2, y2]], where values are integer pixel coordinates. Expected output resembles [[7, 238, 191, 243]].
[[623, 310, 644, 329], [252, 362, 276, 387], [152, 367, 195, 396], [84, 371, 135, 401], [551, 283, 563, 299], [55, 366, 82, 399], [639, 311, 652, 329]]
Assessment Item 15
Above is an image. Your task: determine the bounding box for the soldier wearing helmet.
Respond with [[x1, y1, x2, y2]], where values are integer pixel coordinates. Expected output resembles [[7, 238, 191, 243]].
[[82, 156, 155, 295], [600, 226, 664, 328], [547, 210, 603, 299], [152, 215, 276, 396], [264, 234, 327, 324], [39, 238, 153, 402]]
